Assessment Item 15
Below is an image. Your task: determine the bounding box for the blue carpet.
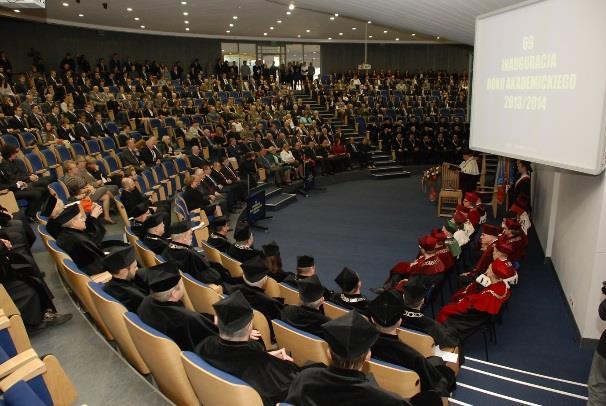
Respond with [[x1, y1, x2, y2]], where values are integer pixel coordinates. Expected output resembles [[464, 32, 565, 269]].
[[252, 177, 594, 404]]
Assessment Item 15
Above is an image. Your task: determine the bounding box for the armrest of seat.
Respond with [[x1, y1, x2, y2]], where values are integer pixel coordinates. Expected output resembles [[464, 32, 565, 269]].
[[0, 349, 39, 380], [91, 272, 112, 284], [0, 358, 46, 392]]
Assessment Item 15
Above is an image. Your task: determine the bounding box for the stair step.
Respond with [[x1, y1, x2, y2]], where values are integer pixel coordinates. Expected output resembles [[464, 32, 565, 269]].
[[370, 165, 407, 173], [265, 186, 283, 198], [266, 193, 297, 211], [371, 170, 411, 180], [374, 159, 399, 167]]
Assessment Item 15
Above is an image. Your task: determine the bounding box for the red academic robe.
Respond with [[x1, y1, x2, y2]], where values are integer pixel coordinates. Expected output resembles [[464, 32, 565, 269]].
[[437, 281, 510, 323]]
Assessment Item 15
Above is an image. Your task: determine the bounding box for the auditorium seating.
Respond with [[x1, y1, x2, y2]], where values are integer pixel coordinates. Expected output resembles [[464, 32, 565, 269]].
[[362, 358, 421, 399], [322, 301, 349, 319], [271, 320, 329, 367]]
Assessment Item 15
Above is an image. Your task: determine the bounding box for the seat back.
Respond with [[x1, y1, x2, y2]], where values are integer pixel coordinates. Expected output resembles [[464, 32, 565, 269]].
[[0, 286, 20, 319], [47, 181, 70, 204], [278, 283, 300, 305], [397, 328, 436, 358], [2, 314, 32, 355], [100, 137, 117, 152], [252, 309, 272, 351], [0, 191, 19, 214], [200, 241, 222, 265], [219, 252, 243, 278], [84, 139, 102, 155], [54, 144, 73, 162], [135, 240, 162, 268], [70, 142, 87, 158], [36, 225, 53, 248], [113, 194, 130, 225], [24, 152, 45, 174], [271, 320, 329, 367], [46, 240, 70, 280], [323, 301, 349, 319], [123, 312, 198, 405], [181, 351, 264, 406], [263, 277, 281, 299], [363, 358, 421, 399], [39, 148, 58, 166], [1, 134, 20, 149], [181, 273, 223, 315], [87, 282, 150, 375], [61, 259, 114, 340]]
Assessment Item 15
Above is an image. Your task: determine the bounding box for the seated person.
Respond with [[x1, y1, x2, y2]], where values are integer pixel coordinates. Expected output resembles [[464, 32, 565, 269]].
[[438, 260, 514, 340], [102, 246, 149, 312], [56, 203, 127, 275], [441, 220, 463, 260], [206, 216, 232, 252], [120, 176, 171, 229], [0, 202, 36, 251], [368, 292, 456, 398], [286, 311, 436, 406], [226, 224, 264, 263], [129, 201, 152, 239], [430, 230, 456, 271], [0, 239, 72, 331], [181, 172, 223, 218], [227, 256, 283, 326], [195, 291, 300, 406], [460, 241, 517, 287], [137, 264, 218, 351], [141, 213, 170, 255], [263, 241, 294, 283], [462, 192, 482, 228], [330, 267, 368, 313], [210, 160, 246, 208], [161, 221, 228, 285], [284, 255, 333, 299], [280, 275, 330, 338], [43, 195, 106, 242], [62, 159, 114, 224], [401, 283, 459, 349], [188, 145, 208, 169]]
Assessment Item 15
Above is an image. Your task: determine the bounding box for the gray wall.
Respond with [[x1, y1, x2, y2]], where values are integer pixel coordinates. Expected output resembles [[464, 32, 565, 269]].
[[0, 17, 221, 73], [320, 43, 472, 73]]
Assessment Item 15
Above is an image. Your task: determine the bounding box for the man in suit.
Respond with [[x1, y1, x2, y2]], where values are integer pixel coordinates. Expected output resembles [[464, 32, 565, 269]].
[[75, 113, 93, 141], [119, 139, 145, 172], [139, 136, 162, 167], [46, 105, 62, 128], [7, 107, 31, 132], [188, 145, 208, 170], [90, 112, 109, 137], [120, 177, 171, 228]]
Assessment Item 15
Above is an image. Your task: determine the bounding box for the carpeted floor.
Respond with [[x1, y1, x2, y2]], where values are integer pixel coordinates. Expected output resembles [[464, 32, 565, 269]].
[[251, 176, 594, 405]]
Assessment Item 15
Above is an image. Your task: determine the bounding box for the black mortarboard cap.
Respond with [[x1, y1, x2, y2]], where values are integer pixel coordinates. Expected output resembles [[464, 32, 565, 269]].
[[368, 291, 405, 327], [103, 246, 137, 273], [402, 283, 427, 304], [262, 241, 280, 257], [147, 263, 181, 292], [334, 267, 359, 292], [233, 224, 251, 241], [211, 216, 227, 230], [213, 290, 254, 331], [297, 255, 314, 268], [297, 275, 324, 303], [242, 255, 268, 283], [169, 220, 192, 235], [55, 202, 81, 225], [142, 213, 163, 230], [130, 201, 150, 218], [321, 311, 379, 359], [40, 194, 57, 217]]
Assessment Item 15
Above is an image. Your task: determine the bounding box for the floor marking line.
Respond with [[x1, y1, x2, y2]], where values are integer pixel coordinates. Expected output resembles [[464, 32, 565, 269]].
[[448, 398, 473, 406], [466, 356, 587, 387], [462, 366, 588, 400], [457, 382, 542, 405]]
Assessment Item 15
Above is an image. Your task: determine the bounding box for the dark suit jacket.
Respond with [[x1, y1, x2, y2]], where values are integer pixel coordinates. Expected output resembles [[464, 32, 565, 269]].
[[75, 122, 92, 140], [57, 126, 77, 142], [119, 149, 141, 167], [120, 188, 150, 217], [139, 145, 161, 166], [188, 154, 207, 169]]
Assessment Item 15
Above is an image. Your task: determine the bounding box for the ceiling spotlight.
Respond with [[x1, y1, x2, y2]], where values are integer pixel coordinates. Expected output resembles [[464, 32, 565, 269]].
[[226, 30, 230, 33], [334, 13, 339, 17], [306, 29, 310, 33], [367, 20, 372, 24], [411, 33, 416, 36], [140, 25, 146, 29], [288, 4, 295, 10], [395, 37, 399, 41], [297, 34, 301, 38], [13, 9, 20, 12], [134, 17, 140, 21], [436, 36, 440, 40], [181, 1, 187, 4], [352, 27, 356, 30], [233, 15, 238, 19], [277, 20, 282, 23], [383, 30, 388, 33], [339, 32, 343, 36], [286, 11, 291, 15], [270, 26, 274, 30], [229, 23, 233, 27], [313, 51, 316, 54], [185, 27, 190, 31], [368, 35, 373, 38], [328, 37, 332, 40], [78, 13, 84, 17], [330, 16, 335, 20], [126, 7, 133, 11], [185, 20, 189, 24], [263, 32, 268, 36], [183, 11, 188, 15], [62, 2, 69, 6]]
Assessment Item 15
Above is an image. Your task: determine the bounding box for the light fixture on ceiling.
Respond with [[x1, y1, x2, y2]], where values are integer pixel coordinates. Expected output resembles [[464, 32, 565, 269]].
[[270, 26, 274, 30], [328, 37, 332, 40], [226, 30, 230, 33], [185, 20, 189, 24], [140, 25, 145, 29], [411, 33, 416, 36], [263, 32, 268, 36], [306, 29, 310, 33], [352, 27, 356, 30], [436, 36, 440, 40], [395, 37, 399, 41], [62, 2, 69, 6], [330, 16, 335, 20], [233, 15, 238, 19], [286, 11, 291, 15], [181, 1, 187, 4], [183, 11, 188, 16], [368, 35, 373, 38], [277, 20, 282, 23], [313, 51, 316, 53], [339, 32, 343, 36], [185, 27, 190, 31], [134, 17, 140, 21], [334, 13, 339, 17], [383, 30, 388, 33], [78, 13, 84, 17], [288, 4, 295, 10], [13, 9, 20, 13], [297, 34, 301, 38], [126, 7, 133, 11], [367, 20, 372, 24], [229, 23, 233, 27]]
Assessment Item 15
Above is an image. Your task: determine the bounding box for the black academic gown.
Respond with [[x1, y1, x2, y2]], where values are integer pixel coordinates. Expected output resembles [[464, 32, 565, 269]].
[[280, 305, 330, 338], [47, 215, 105, 241], [137, 297, 218, 351], [283, 274, 334, 300], [285, 366, 412, 406], [195, 336, 300, 406], [161, 242, 226, 284], [225, 244, 264, 263], [56, 228, 107, 276], [329, 293, 369, 314], [143, 234, 170, 256], [371, 333, 455, 397], [103, 276, 149, 313], [402, 307, 459, 348], [228, 284, 283, 325], [207, 232, 232, 253]]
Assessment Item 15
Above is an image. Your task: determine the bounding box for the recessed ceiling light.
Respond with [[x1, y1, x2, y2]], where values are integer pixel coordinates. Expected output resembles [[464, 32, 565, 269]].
[[134, 17, 140, 21], [185, 20, 189, 24], [286, 11, 291, 15], [306, 29, 310, 33], [140, 25, 145, 29], [334, 13, 339, 17], [229, 23, 233, 27], [226, 30, 230, 33], [277, 20, 282, 23], [329, 16, 335, 20], [288, 4, 295, 10], [339, 32, 343, 36], [185, 27, 190, 31], [436, 36, 440, 40], [270, 26, 274, 30], [411, 33, 416, 36], [383, 30, 388, 33], [328, 37, 332, 40], [367, 20, 372, 24], [62, 2, 69, 6], [233, 15, 238, 20], [263, 32, 268, 36], [126, 7, 133, 11], [13, 9, 20, 13], [181, 1, 187, 4], [368, 35, 373, 38], [395, 38, 399, 41], [297, 34, 301, 38], [313, 51, 316, 54], [183, 11, 188, 16], [352, 27, 356, 30], [78, 13, 84, 17]]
